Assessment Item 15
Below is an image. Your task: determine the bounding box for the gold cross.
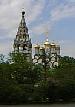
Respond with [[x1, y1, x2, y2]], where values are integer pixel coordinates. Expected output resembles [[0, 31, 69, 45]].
[[22, 8, 24, 11], [44, 29, 49, 40]]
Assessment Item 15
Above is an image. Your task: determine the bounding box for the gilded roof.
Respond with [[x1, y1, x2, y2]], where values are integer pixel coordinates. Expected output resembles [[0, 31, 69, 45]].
[[44, 39, 50, 45], [34, 44, 40, 48]]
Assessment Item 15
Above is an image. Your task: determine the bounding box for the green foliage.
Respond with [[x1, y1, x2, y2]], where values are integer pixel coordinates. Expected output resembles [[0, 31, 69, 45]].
[[0, 54, 75, 104], [0, 54, 5, 63]]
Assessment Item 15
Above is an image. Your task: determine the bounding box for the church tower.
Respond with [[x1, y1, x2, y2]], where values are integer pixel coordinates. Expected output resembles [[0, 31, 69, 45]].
[[33, 38, 60, 68], [13, 11, 32, 62]]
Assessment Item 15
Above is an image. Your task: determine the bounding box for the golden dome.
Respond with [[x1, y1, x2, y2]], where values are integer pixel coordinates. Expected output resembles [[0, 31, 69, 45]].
[[34, 44, 40, 48], [51, 42, 56, 48], [40, 47, 45, 50], [51, 42, 55, 46], [44, 39, 50, 45]]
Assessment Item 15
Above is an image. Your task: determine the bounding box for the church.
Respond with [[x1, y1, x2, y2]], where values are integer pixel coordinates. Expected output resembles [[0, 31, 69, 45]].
[[13, 10, 60, 68], [13, 11, 32, 62]]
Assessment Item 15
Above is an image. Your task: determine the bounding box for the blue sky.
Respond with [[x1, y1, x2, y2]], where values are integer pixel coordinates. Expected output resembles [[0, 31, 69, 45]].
[[0, 0, 75, 57]]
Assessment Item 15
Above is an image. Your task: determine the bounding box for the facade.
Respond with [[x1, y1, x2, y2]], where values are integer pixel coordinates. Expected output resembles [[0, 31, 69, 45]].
[[13, 11, 32, 62], [33, 38, 60, 68], [13, 10, 60, 67]]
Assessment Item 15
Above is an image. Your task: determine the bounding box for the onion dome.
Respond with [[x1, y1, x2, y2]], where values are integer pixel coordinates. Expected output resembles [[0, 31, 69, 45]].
[[34, 44, 40, 48], [51, 42, 56, 48], [44, 39, 50, 45], [40, 47, 45, 50], [51, 42, 55, 46], [44, 39, 50, 48]]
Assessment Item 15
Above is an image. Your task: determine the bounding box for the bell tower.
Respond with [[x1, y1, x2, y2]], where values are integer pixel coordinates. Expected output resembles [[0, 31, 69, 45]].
[[13, 11, 32, 62]]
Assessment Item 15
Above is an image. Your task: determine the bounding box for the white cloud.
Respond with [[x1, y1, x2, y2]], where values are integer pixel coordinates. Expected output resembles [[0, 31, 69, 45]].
[[0, 0, 46, 54], [0, 0, 45, 35], [0, 0, 75, 58], [31, 23, 48, 35], [50, 4, 75, 21], [30, 20, 55, 38], [27, 0, 45, 23]]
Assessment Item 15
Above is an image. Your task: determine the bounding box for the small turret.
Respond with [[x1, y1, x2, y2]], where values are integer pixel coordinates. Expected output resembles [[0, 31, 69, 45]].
[[56, 44, 60, 56], [44, 39, 50, 47], [40, 47, 45, 56], [34, 44, 40, 56]]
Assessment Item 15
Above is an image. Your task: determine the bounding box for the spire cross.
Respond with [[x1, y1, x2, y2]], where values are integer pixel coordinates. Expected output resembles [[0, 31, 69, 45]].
[[44, 30, 49, 41], [22, 8, 25, 18], [22, 8, 24, 11]]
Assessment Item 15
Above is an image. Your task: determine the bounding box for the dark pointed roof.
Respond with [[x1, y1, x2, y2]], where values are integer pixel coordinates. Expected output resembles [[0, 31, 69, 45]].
[[17, 11, 28, 36]]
